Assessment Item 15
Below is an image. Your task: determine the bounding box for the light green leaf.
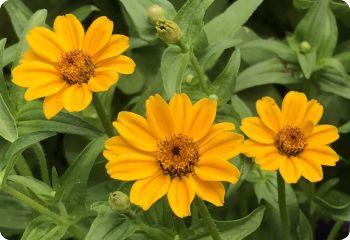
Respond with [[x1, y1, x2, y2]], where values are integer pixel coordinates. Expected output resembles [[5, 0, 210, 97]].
[[231, 95, 252, 119], [72, 5, 100, 21], [3, 0, 32, 37], [3, 43, 18, 67], [86, 203, 138, 240], [21, 216, 68, 240], [313, 190, 350, 221], [204, 0, 263, 44], [210, 49, 241, 105], [0, 192, 35, 230], [0, 94, 18, 142], [175, 0, 214, 45], [17, 102, 102, 137], [56, 136, 106, 212], [297, 50, 316, 79], [317, 75, 350, 100], [1, 131, 55, 185], [119, 0, 176, 41], [161, 46, 190, 98], [118, 68, 145, 95], [235, 58, 298, 92]]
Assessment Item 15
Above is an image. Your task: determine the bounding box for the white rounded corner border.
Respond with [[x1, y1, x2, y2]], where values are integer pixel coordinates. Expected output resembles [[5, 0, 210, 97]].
[[344, 0, 350, 7], [0, 0, 7, 8]]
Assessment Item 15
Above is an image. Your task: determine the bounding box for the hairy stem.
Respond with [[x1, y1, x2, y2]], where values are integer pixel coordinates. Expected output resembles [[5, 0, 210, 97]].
[[92, 94, 115, 137], [277, 173, 290, 240], [326, 220, 344, 240]]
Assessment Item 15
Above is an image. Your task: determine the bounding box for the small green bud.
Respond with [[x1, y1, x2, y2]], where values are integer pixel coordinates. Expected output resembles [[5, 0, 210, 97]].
[[185, 74, 194, 83], [208, 94, 218, 101], [299, 41, 312, 54], [156, 20, 182, 44], [108, 191, 130, 213], [148, 4, 166, 24]]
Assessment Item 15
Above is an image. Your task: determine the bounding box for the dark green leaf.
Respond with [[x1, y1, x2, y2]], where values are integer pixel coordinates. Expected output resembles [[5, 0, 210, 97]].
[[161, 46, 190, 98], [0, 88, 18, 143], [231, 95, 252, 119], [3, 0, 32, 37], [72, 5, 99, 21], [0, 38, 12, 108]]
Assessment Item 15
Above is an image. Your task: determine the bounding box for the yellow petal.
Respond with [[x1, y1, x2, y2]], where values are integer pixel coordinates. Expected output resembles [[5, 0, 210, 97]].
[[186, 98, 217, 142], [84, 16, 113, 56], [167, 177, 195, 218], [307, 125, 339, 145], [256, 96, 283, 133], [195, 156, 240, 183], [240, 117, 275, 144], [96, 55, 136, 74], [296, 156, 323, 182], [93, 34, 129, 62], [301, 146, 339, 166], [189, 175, 224, 207], [12, 61, 60, 87], [88, 69, 118, 92], [26, 27, 65, 62], [281, 91, 308, 126], [43, 87, 67, 119], [53, 14, 84, 50], [113, 111, 158, 152], [255, 150, 282, 171], [199, 132, 243, 160], [146, 94, 175, 139], [105, 153, 160, 180], [130, 173, 170, 210], [104, 136, 149, 155], [63, 83, 92, 112], [301, 99, 323, 128], [242, 140, 275, 158], [279, 157, 301, 183], [169, 93, 192, 133], [21, 50, 45, 63], [24, 81, 67, 101]]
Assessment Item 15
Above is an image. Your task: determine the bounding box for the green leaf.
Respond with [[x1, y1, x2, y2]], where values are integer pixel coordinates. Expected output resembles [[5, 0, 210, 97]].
[[186, 206, 265, 240], [0, 84, 18, 143], [313, 190, 350, 221], [17, 102, 102, 137], [1, 131, 56, 185], [297, 50, 316, 79], [235, 58, 298, 92], [175, 0, 214, 45], [21, 216, 68, 240], [119, 0, 176, 41], [86, 203, 138, 240], [118, 68, 145, 95], [161, 46, 190, 98], [295, 211, 313, 240], [3, 43, 18, 67], [204, 0, 263, 44], [317, 73, 350, 100], [3, 0, 32, 37], [292, 0, 338, 58], [0, 38, 12, 108], [338, 121, 350, 133], [231, 95, 252, 119], [210, 49, 241, 105], [8, 175, 54, 202], [72, 5, 100, 21], [56, 136, 106, 212], [0, 192, 35, 230]]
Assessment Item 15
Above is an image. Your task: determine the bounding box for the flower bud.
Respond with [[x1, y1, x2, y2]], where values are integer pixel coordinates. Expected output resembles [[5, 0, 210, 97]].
[[148, 4, 166, 24], [156, 20, 182, 44], [108, 191, 130, 213], [209, 94, 218, 101], [185, 74, 194, 84], [299, 41, 312, 54]]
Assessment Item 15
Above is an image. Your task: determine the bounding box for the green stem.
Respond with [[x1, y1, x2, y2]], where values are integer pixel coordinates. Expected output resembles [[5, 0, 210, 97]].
[[195, 198, 223, 240], [2, 185, 85, 239], [327, 220, 344, 240], [177, 41, 209, 93], [92, 94, 115, 137], [16, 155, 33, 177], [277, 172, 290, 240], [32, 143, 50, 185]]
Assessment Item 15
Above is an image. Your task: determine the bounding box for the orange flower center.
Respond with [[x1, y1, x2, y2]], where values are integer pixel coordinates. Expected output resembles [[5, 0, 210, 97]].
[[156, 134, 199, 177], [275, 126, 307, 157], [56, 50, 95, 85]]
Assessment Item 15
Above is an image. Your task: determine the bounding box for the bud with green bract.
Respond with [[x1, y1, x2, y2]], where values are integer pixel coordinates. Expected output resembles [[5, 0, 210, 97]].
[[156, 20, 182, 44], [108, 191, 130, 213]]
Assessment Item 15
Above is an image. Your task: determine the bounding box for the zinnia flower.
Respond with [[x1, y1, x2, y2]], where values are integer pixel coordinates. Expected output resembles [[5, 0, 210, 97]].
[[241, 91, 339, 183], [12, 14, 135, 119], [103, 93, 243, 217]]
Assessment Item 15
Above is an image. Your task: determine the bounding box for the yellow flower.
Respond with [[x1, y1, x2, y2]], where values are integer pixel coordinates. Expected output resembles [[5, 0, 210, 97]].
[[12, 14, 136, 119], [241, 91, 339, 183], [103, 93, 243, 218]]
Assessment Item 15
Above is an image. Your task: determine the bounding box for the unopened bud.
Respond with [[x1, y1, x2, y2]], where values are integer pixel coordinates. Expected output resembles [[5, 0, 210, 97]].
[[156, 20, 182, 44], [209, 94, 218, 101], [148, 4, 166, 24], [299, 41, 312, 54], [108, 191, 130, 213], [185, 74, 194, 83]]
